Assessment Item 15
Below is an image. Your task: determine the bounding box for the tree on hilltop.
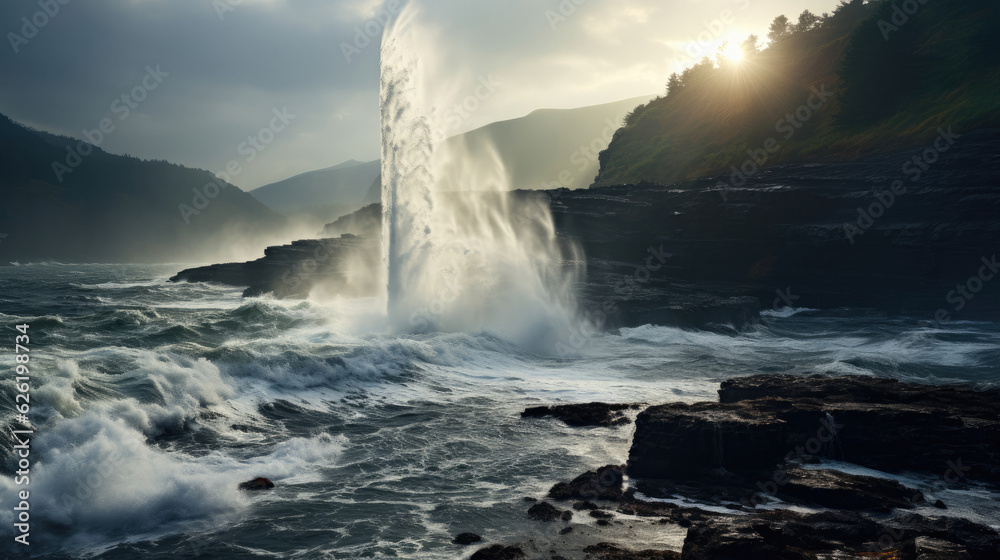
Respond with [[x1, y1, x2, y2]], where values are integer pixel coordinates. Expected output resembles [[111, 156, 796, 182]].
[[795, 10, 821, 32], [768, 15, 791, 42]]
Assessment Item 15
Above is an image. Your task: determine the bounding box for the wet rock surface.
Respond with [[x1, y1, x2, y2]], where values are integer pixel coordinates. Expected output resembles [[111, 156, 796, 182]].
[[548, 465, 625, 501], [454, 533, 483, 545], [630, 374, 1000, 483], [237, 477, 274, 491], [494, 375, 1000, 559], [470, 544, 526, 560], [681, 510, 999, 560], [776, 466, 919, 511], [583, 542, 681, 559], [170, 236, 379, 298], [522, 403, 640, 427], [528, 501, 571, 522], [915, 536, 972, 560]]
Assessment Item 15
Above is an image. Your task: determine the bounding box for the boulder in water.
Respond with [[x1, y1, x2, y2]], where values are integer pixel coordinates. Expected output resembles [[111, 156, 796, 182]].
[[238, 477, 275, 491], [521, 402, 639, 427], [527, 501, 567, 521], [453, 533, 482, 545], [548, 465, 625, 501]]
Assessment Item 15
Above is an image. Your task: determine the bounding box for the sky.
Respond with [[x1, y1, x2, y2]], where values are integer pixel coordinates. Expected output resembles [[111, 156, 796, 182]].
[[0, 0, 842, 190]]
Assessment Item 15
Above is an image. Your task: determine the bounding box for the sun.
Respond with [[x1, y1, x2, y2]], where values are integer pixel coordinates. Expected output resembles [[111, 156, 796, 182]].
[[722, 42, 744, 63]]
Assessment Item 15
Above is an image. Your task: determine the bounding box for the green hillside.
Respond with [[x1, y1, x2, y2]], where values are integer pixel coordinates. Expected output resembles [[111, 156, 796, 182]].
[[594, 0, 1000, 187]]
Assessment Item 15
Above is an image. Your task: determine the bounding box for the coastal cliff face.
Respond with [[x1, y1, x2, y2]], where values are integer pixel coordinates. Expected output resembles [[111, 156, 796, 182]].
[[171, 129, 1000, 330], [549, 129, 1000, 326]]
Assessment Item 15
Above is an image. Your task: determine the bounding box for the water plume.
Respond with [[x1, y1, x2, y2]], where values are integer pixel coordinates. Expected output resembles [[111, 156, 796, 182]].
[[379, 5, 583, 351]]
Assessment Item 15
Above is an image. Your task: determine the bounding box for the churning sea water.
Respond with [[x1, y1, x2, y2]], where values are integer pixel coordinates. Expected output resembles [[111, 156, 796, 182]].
[[0, 264, 998, 559]]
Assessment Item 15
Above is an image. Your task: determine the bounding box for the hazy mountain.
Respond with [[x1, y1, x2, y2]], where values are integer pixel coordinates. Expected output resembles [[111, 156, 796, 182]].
[[249, 159, 380, 223], [0, 114, 287, 263], [358, 95, 656, 201], [439, 95, 655, 191]]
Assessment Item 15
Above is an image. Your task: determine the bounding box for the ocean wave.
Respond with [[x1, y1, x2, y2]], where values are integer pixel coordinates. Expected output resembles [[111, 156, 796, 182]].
[[70, 280, 167, 290], [761, 306, 818, 318], [0, 412, 344, 545]]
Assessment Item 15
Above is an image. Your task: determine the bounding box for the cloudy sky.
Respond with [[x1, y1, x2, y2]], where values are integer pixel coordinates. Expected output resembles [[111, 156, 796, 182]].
[[0, 0, 841, 190]]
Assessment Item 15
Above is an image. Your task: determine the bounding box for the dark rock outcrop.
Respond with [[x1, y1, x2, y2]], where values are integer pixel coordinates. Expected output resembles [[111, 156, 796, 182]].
[[582, 542, 681, 560], [629, 375, 1000, 483], [527, 501, 567, 522], [453, 533, 482, 545], [320, 202, 382, 238], [548, 465, 625, 501], [915, 536, 972, 560], [521, 403, 639, 427], [237, 477, 274, 491], [470, 544, 525, 560], [681, 510, 1000, 560], [777, 466, 919, 512], [554, 129, 1000, 323], [170, 236, 380, 298]]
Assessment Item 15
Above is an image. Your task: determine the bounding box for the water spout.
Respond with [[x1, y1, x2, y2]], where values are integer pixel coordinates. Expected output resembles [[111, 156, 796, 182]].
[[378, 6, 582, 350]]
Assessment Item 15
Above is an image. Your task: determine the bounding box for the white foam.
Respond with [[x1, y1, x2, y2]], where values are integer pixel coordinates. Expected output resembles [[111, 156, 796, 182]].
[[0, 413, 344, 542], [761, 306, 817, 318]]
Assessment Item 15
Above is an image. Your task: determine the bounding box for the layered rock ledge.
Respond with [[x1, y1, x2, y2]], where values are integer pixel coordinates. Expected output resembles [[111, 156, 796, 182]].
[[474, 375, 1000, 560], [629, 374, 1000, 483], [169, 236, 379, 298]]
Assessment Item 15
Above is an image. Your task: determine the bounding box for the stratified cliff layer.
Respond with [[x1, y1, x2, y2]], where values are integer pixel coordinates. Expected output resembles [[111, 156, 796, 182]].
[[172, 129, 1000, 330], [553, 129, 1000, 326]]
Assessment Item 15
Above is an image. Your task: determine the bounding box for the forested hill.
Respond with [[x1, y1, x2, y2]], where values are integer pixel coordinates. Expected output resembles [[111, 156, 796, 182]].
[[0, 114, 287, 263], [594, 0, 1000, 187]]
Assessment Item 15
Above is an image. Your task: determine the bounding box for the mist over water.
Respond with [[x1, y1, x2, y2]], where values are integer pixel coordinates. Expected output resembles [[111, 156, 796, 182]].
[[379, 7, 582, 351]]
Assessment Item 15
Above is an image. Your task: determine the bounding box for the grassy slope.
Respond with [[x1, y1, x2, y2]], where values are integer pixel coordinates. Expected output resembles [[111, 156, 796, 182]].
[[595, 0, 1000, 187]]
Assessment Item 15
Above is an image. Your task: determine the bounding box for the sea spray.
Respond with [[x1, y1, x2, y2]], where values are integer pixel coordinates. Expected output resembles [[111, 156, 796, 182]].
[[378, 6, 582, 351]]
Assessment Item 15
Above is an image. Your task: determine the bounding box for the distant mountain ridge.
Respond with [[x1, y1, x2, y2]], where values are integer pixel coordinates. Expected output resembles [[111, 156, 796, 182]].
[[352, 95, 655, 208], [249, 159, 380, 222], [0, 114, 287, 263], [439, 95, 654, 191]]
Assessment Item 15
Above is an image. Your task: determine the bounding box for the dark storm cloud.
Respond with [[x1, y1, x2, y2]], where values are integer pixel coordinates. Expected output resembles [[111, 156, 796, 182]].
[[0, 0, 841, 189]]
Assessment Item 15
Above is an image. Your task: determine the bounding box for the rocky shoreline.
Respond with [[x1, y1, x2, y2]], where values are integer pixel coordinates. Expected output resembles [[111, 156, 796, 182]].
[[169, 235, 380, 298], [464, 375, 999, 560], [169, 130, 1000, 331]]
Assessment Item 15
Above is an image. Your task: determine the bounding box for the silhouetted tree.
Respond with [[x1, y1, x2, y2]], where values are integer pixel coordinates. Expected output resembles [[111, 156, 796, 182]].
[[623, 103, 647, 126], [795, 10, 820, 32], [740, 34, 760, 57], [666, 72, 683, 97], [768, 15, 791, 42], [680, 57, 717, 87], [833, 0, 866, 16]]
